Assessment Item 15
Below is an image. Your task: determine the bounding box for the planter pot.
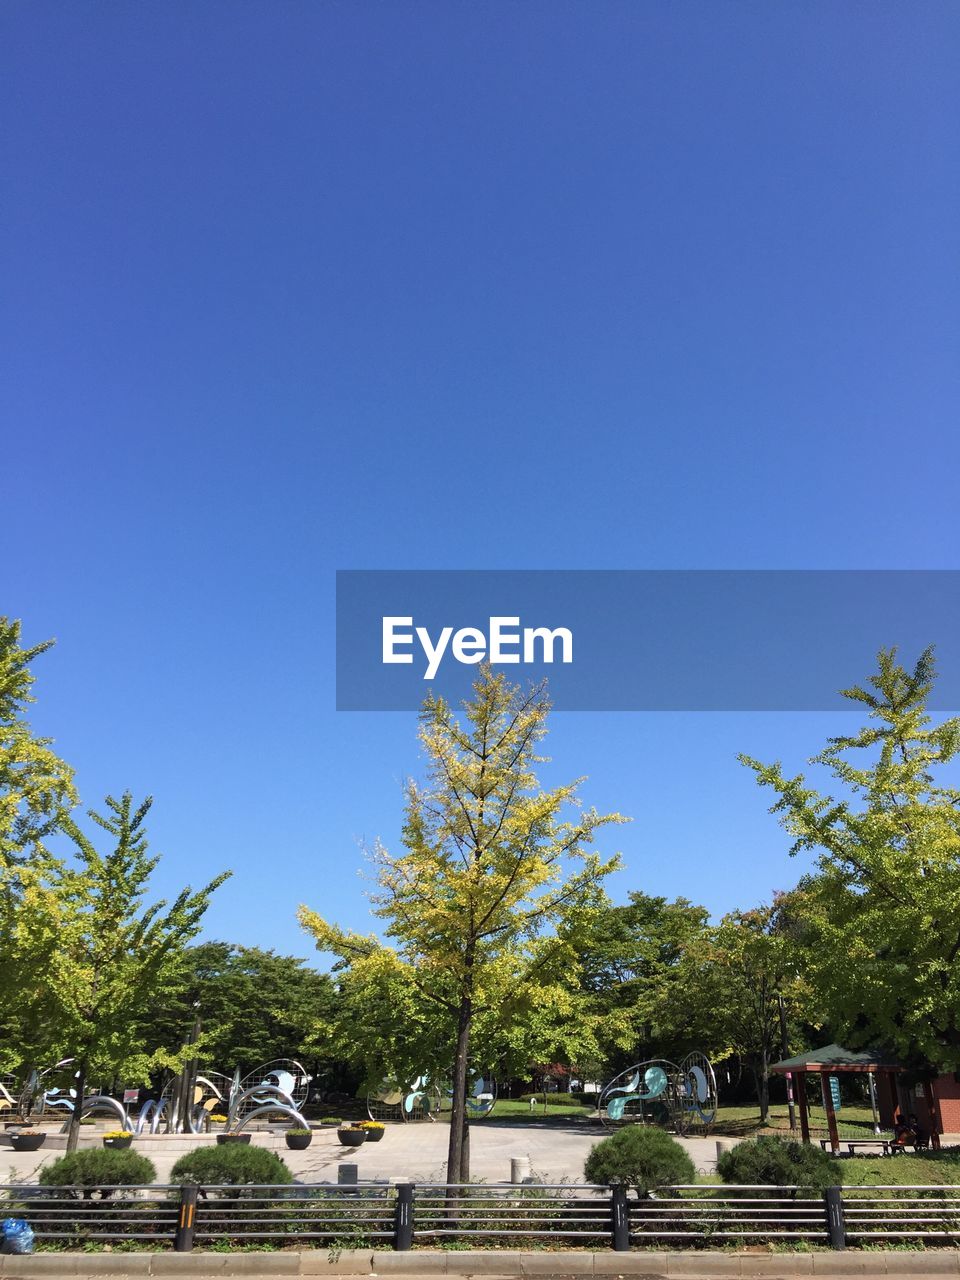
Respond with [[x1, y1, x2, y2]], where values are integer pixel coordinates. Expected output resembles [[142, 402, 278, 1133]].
[[10, 1134, 46, 1152], [363, 1129, 384, 1142], [285, 1133, 313, 1150], [337, 1129, 367, 1147], [102, 1137, 132, 1150], [216, 1132, 251, 1145]]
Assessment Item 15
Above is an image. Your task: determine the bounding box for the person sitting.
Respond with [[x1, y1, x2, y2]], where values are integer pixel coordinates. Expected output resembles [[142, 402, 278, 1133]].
[[892, 1113, 915, 1149], [908, 1113, 930, 1151]]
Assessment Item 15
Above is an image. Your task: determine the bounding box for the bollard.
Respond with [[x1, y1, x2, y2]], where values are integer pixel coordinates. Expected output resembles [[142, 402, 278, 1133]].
[[510, 1156, 531, 1184], [393, 1181, 414, 1251], [610, 1184, 630, 1251], [715, 1139, 735, 1161], [174, 1183, 198, 1252], [338, 1162, 359, 1186], [824, 1186, 846, 1250]]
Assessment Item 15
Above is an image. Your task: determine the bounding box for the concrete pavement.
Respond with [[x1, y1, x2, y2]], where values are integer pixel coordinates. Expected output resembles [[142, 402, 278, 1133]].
[[1, 1121, 722, 1185]]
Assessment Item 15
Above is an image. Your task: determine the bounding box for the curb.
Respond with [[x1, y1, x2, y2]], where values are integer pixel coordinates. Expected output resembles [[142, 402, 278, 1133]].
[[2, 1252, 960, 1278]]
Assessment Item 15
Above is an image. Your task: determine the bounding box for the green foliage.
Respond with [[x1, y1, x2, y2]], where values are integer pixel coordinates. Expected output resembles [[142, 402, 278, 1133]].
[[569, 891, 710, 1065], [741, 647, 960, 1069], [716, 1135, 838, 1193], [0, 619, 78, 1072], [139, 940, 335, 1076], [46, 793, 229, 1149], [39, 1147, 157, 1191], [169, 1142, 293, 1186], [300, 666, 627, 1183], [0, 618, 77, 866], [583, 1124, 695, 1192]]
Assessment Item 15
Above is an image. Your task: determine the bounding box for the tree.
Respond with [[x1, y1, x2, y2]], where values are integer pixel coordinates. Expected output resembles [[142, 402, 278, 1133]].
[[741, 647, 960, 1070], [299, 667, 626, 1183], [47, 793, 229, 1149], [139, 941, 337, 1078], [0, 619, 77, 1073], [0, 617, 76, 866], [571, 891, 710, 1069], [677, 900, 808, 1121]]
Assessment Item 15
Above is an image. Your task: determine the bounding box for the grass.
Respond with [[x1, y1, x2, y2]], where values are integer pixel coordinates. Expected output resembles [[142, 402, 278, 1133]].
[[713, 1103, 881, 1139], [490, 1099, 594, 1120]]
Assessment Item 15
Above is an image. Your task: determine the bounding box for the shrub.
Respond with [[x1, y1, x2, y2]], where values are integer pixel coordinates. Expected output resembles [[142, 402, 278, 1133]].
[[716, 1135, 839, 1193], [584, 1125, 696, 1194], [39, 1148, 157, 1196], [169, 1142, 292, 1187]]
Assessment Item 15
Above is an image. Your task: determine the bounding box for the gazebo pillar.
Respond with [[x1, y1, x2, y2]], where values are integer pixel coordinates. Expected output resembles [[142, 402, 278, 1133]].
[[821, 1071, 840, 1154]]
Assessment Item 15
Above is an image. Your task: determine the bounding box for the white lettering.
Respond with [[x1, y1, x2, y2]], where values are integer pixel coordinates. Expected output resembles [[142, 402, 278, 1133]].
[[523, 625, 573, 664], [489, 616, 521, 663], [417, 625, 453, 680], [452, 627, 487, 665], [383, 617, 574, 677], [382, 617, 414, 664]]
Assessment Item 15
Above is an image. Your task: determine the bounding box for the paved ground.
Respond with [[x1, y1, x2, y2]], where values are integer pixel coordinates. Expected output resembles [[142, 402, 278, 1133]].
[[2, 1120, 722, 1184]]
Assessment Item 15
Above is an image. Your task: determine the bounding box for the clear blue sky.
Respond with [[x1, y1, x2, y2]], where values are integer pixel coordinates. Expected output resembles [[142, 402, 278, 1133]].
[[3, 2, 958, 960]]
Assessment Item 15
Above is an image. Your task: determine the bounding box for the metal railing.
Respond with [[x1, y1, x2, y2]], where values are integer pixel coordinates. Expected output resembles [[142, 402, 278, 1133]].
[[2, 1180, 960, 1251]]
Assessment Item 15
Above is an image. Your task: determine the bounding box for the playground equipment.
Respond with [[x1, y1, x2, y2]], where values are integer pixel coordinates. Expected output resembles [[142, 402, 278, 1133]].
[[599, 1052, 718, 1134]]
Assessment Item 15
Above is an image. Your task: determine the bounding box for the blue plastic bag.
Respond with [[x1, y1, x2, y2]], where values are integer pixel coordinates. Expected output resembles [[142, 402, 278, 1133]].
[[2, 1217, 35, 1254]]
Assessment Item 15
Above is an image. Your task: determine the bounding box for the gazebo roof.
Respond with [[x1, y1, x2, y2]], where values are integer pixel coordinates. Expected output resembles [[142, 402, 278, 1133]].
[[771, 1042, 902, 1073]]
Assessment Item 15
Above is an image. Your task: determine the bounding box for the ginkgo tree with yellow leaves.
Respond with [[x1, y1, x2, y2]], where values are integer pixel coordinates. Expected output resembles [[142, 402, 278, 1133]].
[[300, 666, 627, 1184]]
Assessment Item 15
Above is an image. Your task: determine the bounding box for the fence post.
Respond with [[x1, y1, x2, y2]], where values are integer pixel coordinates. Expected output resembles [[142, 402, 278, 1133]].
[[394, 1181, 414, 1251], [610, 1184, 630, 1252], [824, 1186, 846, 1250], [174, 1183, 198, 1252]]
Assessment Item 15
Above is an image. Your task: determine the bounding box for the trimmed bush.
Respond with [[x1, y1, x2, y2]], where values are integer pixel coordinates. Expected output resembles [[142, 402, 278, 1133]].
[[38, 1147, 157, 1197], [169, 1142, 292, 1186], [584, 1125, 695, 1193], [716, 1135, 839, 1193]]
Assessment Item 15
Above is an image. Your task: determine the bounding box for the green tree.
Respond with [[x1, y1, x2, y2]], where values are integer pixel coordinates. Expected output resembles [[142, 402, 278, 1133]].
[[300, 667, 626, 1183], [741, 647, 960, 1069], [571, 891, 710, 1068], [676, 900, 808, 1121], [48, 792, 229, 1149], [0, 619, 77, 1073], [0, 617, 76, 865], [140, 941, 337, 1077]]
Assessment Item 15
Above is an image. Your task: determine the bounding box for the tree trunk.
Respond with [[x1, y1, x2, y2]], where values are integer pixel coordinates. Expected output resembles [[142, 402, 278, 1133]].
[[758, 1049, 770, 1124], [65, 1059, 87, 1153], [459, 1115, 470, 1183], [445, 995, 472, 1186]]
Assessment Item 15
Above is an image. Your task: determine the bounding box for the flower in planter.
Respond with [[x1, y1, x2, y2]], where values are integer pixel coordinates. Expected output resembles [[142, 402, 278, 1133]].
[[286, 1127, 312, 1135], [102, 1130, 134, 1140], [355, 1121, 385, 1130]]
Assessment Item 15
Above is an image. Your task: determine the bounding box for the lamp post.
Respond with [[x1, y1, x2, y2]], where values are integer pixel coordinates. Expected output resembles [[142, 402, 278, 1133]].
[[777, 994, 796, 1131]]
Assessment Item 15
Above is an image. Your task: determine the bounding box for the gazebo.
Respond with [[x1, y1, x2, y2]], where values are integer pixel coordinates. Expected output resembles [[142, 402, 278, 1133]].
[[770, 1043, 929, 1153]]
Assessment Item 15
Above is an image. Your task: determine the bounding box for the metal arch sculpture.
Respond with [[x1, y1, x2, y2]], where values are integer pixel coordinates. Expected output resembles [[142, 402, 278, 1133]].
[[235, 1059, 311, 1115], [57, 1095, 131, 1132], [600, 1054, 718, 1133], [367, 1075, 441, 1123], [462, 1071, 498, 1119], [368, 1070, 498, 1123]]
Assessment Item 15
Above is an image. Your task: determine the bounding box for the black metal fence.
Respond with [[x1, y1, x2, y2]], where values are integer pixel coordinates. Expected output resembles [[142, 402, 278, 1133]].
[[2, 1181, 960, 1252]]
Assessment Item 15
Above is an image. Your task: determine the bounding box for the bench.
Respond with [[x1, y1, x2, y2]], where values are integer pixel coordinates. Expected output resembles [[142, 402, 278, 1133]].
[[819, 1137, 895, 1156]]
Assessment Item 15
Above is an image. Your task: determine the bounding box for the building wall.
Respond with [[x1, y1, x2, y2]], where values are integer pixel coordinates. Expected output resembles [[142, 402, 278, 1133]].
[[934, 1074, 960, 1134]]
